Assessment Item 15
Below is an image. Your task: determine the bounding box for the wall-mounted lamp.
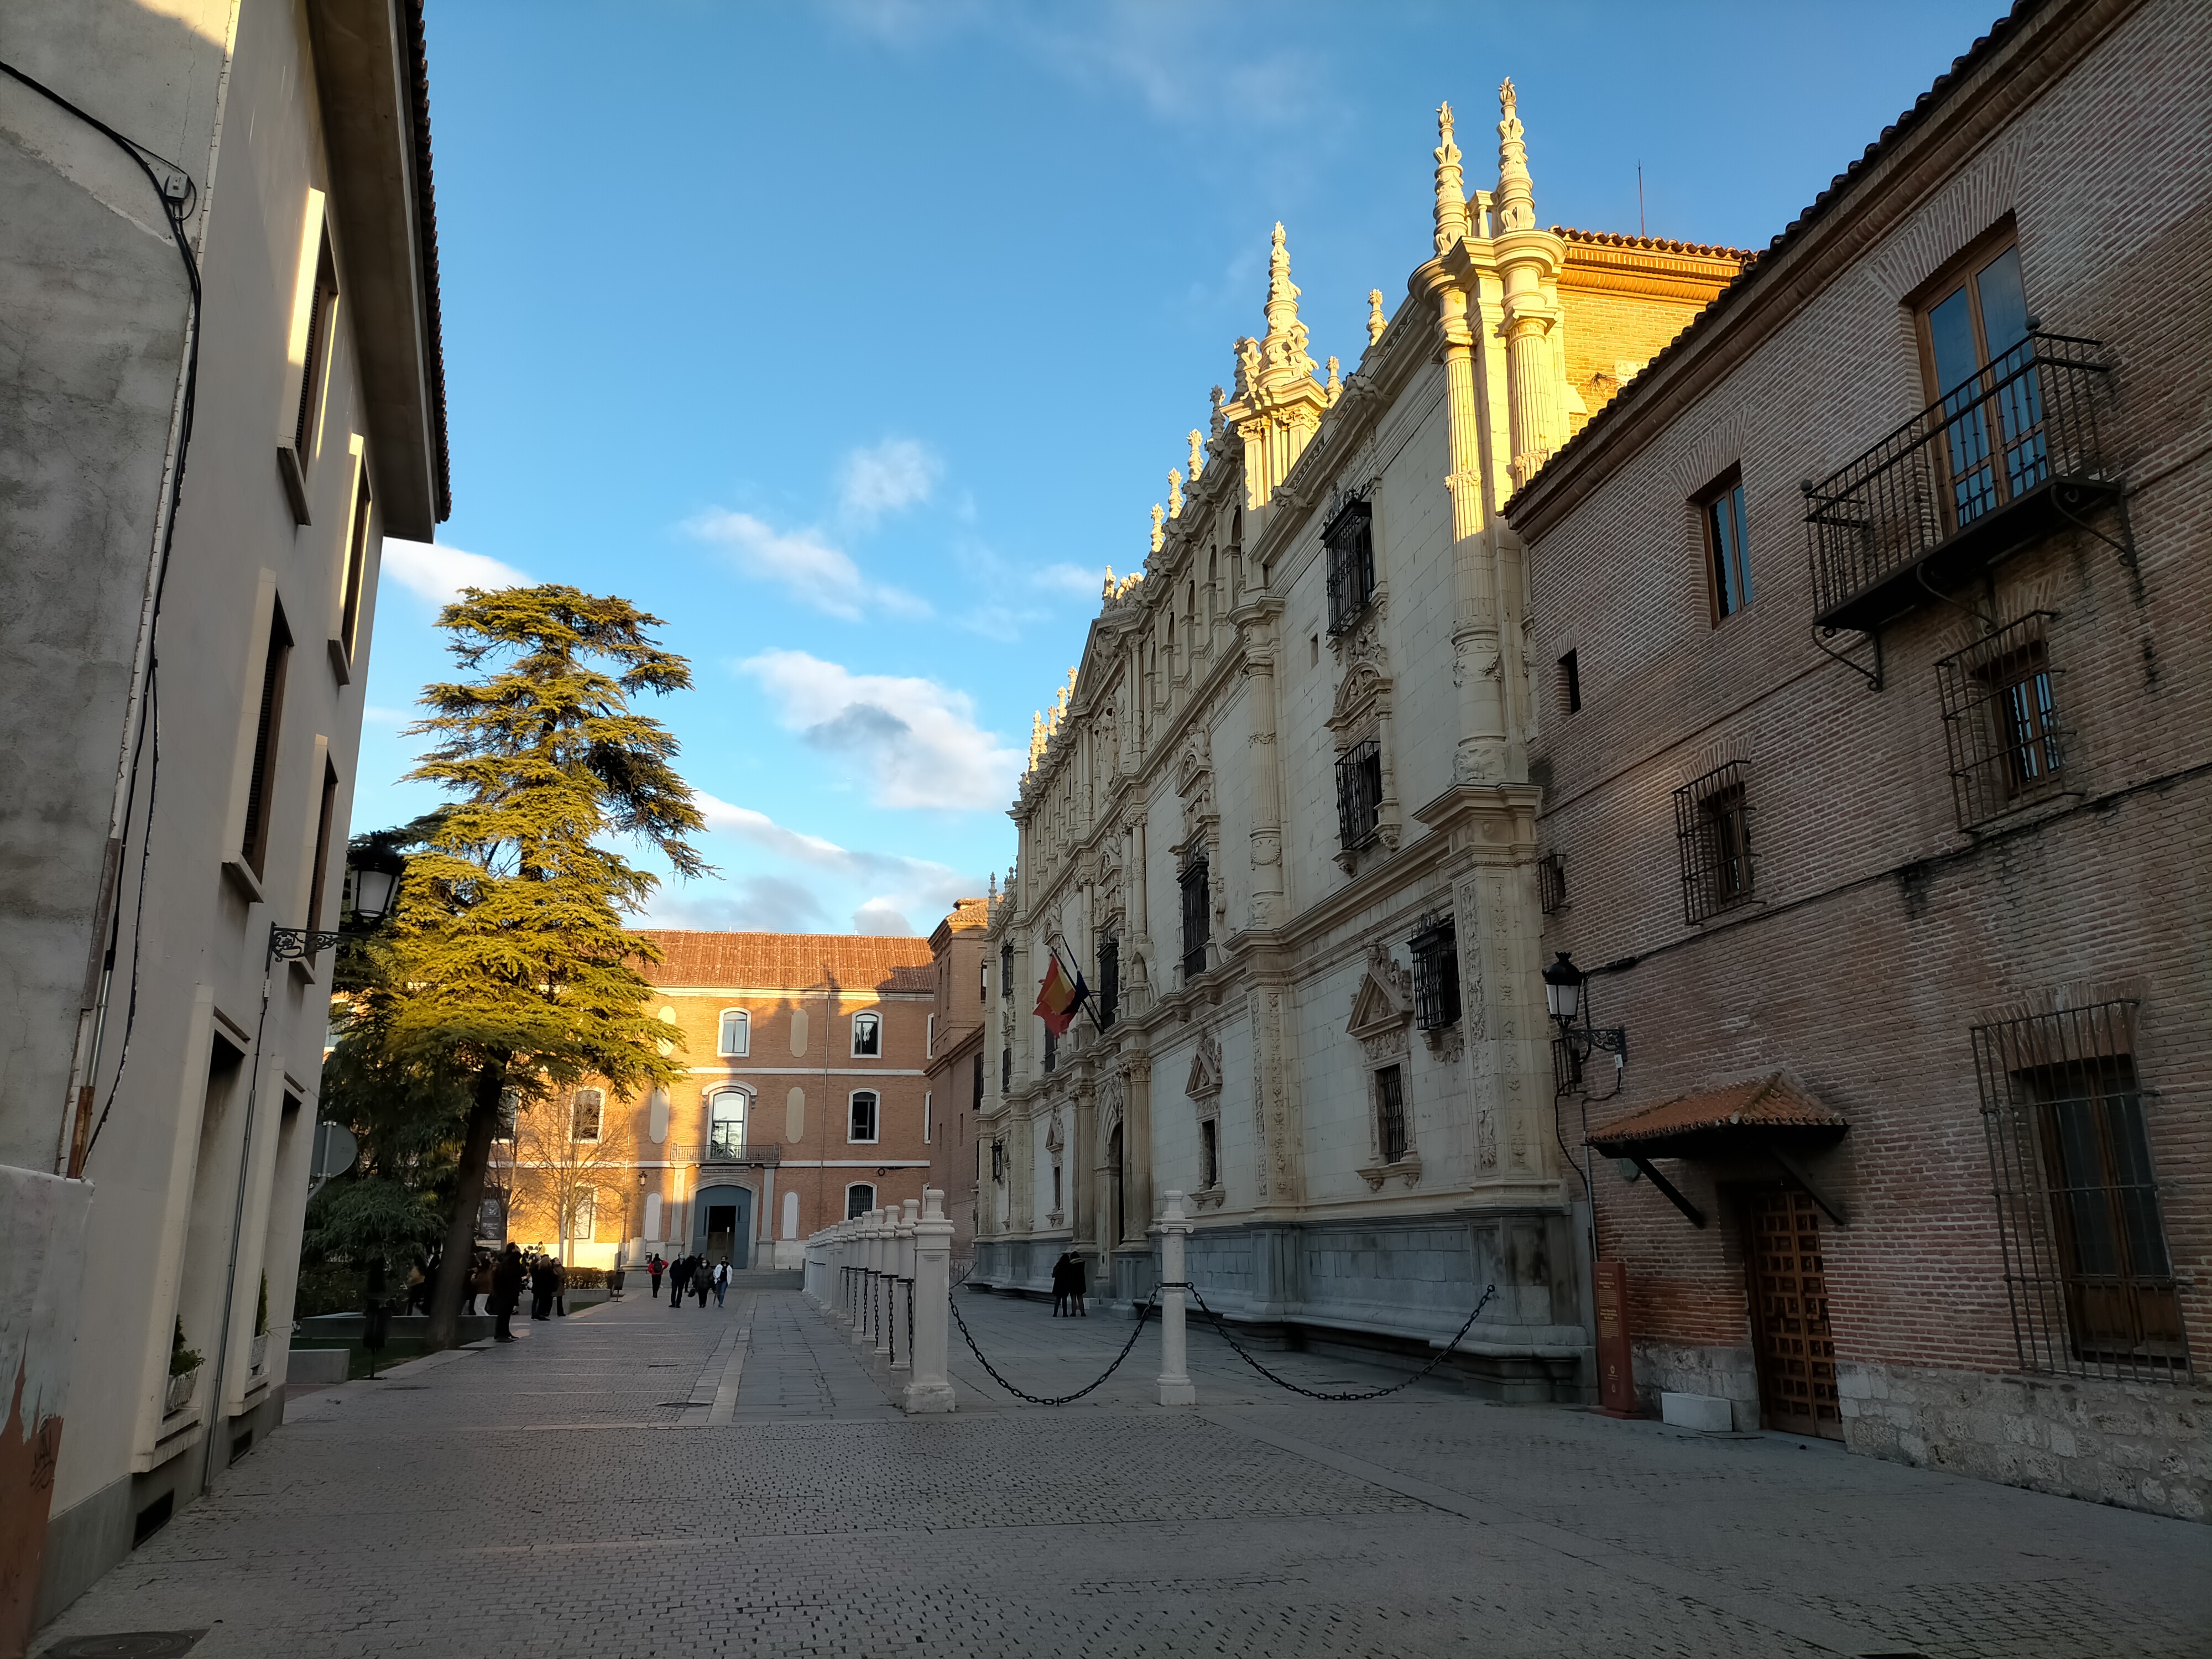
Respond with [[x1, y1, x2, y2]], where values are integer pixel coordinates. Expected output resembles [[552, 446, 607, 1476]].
[[1542, 952, 1627, 1095]]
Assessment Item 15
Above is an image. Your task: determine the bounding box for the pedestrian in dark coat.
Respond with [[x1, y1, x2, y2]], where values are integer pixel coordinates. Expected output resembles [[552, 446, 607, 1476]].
[[552, 1258, 567, 1317], [693, 1260, 711, 1307], [491, 1245, 525, 1343], [648, 1254, 664, 1295], [1050, 1252, 1078, 1317], [530, 1256, 557, 1320], [669, 1255, 690, 1308]]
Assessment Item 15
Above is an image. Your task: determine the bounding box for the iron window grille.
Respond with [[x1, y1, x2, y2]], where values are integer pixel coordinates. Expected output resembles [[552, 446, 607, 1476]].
[[1336, 738, 1383, 852], [990, 1141, 1005, 1184], [1097, 935, 1119, 1029], [1376, 1065, 1408, 1164], [1180, 859, 1210, 980], [1000, 944, 1013, 1000], [1673, 761, 1753, 925], [1973, 1000, 2188, 1381], [1936, 612, 2065, 829], [1201, 1119, 1220, 1190], [1001, 1046, 1011, 1092], [1409, 912, 1461, 1031], [1323, 494, 1375, 635], [1042, 1026, 1056, 1074], [972, 1053, 984, 1112], [1539, 853, 1567, 916]]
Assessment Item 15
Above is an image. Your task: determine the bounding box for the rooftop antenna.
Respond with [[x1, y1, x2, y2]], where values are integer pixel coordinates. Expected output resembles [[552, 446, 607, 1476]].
[[1637, 163, 1646, 238]]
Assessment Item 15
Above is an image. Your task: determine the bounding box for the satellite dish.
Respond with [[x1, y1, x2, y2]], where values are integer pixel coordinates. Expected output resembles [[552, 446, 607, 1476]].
[[309, 1121, 357, 1195]]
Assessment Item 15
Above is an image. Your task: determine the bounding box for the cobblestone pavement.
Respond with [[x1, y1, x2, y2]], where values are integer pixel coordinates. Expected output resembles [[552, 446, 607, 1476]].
[[38, 1287, 2210, 1659]]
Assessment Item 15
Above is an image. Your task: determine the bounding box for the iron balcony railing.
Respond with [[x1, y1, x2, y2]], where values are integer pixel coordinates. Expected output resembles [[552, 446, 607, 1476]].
[[1803, 331, 2116, 632], [674, 1137, 781, 1167]]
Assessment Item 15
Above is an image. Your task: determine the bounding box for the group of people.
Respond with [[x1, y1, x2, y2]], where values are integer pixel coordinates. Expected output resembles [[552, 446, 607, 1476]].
[[476, 1244, 581, 1342], [646, 1252, 731, 1309], [1051, 1251, 1088, 1317]]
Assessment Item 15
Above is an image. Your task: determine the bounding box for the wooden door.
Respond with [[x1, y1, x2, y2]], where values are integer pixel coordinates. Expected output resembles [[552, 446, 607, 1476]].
[[1744, 1188, 1841, 1439]]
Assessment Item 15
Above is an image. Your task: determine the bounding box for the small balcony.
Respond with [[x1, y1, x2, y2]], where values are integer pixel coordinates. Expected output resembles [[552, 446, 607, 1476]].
[[677, 1136, 780, 1167], [1803, 331, 2119, 634]]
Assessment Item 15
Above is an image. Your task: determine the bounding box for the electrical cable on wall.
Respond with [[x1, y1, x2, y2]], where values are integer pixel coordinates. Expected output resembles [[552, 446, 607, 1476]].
[[2, 60, 205, 1170]]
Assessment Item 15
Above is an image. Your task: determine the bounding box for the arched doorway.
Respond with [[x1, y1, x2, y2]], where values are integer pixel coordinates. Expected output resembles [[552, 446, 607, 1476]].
[[690, 1183, 752, 1270]]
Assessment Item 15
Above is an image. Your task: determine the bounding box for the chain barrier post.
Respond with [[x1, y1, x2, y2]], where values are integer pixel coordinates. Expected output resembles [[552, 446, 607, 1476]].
[[904, 1187, 957, 1415], [1155, 1189, 1197, 1407], [874, 1205, 897, 1360], [854, 1210, 878, 1348], [891, 1198, 917, 1371]]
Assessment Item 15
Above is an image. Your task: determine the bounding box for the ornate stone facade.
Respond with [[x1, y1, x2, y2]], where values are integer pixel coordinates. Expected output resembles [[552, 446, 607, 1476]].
[[970, 87, 1746, 1393]]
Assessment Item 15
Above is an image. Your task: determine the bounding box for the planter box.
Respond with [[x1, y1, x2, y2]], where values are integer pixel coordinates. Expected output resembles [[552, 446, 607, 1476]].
[[286, 1347, 349, 1385], [249, 1332, 270, 1375], [165, 1365, 199, 1416]]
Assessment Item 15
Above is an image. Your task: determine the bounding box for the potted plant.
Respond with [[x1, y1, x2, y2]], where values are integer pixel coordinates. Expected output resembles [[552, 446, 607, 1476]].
[[250, 1271, 270, 1375], [166, 1318, 203, 1415]]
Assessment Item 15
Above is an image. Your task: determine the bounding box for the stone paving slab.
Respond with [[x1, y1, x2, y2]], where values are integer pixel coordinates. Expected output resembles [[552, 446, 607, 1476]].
[[34, 1287, 2211, 1659]]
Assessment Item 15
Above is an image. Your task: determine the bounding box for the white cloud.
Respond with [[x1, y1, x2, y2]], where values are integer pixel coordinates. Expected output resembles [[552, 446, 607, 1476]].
[[680, 792, 978, 938], [735, 652, 1022, 811], [381, 540, 530, 606], [1035, 562, 1109, 597], [684, 509, 929, 621], [645, 877, 828, 933], [838, 438, 941, 528]]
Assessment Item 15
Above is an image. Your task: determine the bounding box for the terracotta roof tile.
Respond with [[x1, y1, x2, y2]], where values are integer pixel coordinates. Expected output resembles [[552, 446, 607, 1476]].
[[1588, 1073, 1844, 1153], [1556, 226, 1758, 262], [637, 931, 933, 993]]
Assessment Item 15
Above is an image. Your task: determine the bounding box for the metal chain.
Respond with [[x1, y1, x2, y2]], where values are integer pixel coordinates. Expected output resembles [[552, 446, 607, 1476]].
[[1181, 1282, 1497, 1402], [948, 1290, 1157, 1406]]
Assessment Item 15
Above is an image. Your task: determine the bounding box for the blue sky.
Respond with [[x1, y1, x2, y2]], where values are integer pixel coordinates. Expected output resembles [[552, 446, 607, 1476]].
[[362, 0, 2008, 936]]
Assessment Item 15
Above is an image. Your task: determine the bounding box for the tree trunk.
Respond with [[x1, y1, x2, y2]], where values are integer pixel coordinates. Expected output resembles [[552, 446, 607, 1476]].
[[427, 1057, 507, 1349]]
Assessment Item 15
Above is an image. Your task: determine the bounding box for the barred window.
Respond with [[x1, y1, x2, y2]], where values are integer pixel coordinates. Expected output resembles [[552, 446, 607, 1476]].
[[1974, 1000, 2188, 1381], [1180, 859, 1210, 979], [1376, 1065, 1407, 1164], [1937, 613, 2064, 830], [1409, 912, 1460, 1031], [1336, 738, 1383, 852], [972, 1052, 984, 1112], [1323, 495, 1374, 635], [991, 1141, 1005, 1184], [1097, 934, 1119, 1029], [1000, 944, 1013, 1000], [1673, 761, 1752, 924], [1000, 1046, 1011, 1092], [1539, 853, 1567, 916], [1201, 1119, 1220, 1191], [1043, 1025, 1057, 1074]]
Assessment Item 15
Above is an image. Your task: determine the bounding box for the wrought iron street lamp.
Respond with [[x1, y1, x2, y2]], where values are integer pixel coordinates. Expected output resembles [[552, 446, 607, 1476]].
[[1543, 952, 1627, 1091], [269, 835, 407, 966]]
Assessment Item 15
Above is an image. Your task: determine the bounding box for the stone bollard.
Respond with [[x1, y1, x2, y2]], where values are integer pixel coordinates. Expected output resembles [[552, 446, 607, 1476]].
[[1155, 1188, 1197, 1406], [856, 1211, 883, 1348], [891, 1199, 919, 1370], [874, 1206, 898, 1359], [903, 1188, 956, 1415]]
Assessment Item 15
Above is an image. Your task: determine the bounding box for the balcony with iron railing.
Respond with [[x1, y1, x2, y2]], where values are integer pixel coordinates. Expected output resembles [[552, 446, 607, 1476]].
[[1802, 330, 2118, 634], [673, 1136, 780, 1167]]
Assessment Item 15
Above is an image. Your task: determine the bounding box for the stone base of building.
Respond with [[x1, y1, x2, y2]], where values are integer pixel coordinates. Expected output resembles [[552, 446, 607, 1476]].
[[1630, 1339, 1761, 1432], [975, 1207, 1594, 1403], [1837, 1358, 2211, 1523], [36, 1386, 289, 1631]]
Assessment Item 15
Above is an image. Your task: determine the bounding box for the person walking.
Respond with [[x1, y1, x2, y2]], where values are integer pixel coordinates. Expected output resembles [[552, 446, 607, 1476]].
[[693, 1259, 712, 1308], [552, 1258, 567, 1318], [669, 1254, 690, 1308], [648, 1254, 664, 1297], [1050, 1251, 1077, 1317], [530, 1255, 556, 1321], [712, 1260, 729, 1308], [464, 1251, 490, 1316], [1066, 1253, 1088, 1317], [491, 1244, 525, 1343]]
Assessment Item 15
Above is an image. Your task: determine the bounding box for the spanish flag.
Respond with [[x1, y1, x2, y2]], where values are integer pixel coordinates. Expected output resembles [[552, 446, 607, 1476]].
[[1034, 956, 1088, 1037]]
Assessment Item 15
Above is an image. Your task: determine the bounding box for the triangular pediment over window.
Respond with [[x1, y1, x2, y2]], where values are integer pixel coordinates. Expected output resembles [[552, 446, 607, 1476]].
[[1347, 948, 1411, 1041]]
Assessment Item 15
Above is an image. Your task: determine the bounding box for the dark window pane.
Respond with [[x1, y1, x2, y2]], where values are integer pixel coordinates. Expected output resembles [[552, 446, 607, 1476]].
[[1975, 246, 2031, 358]]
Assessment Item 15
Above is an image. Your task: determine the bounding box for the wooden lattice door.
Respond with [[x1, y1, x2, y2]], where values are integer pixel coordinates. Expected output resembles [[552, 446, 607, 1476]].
[[1744, 1188, 1842, 1438]]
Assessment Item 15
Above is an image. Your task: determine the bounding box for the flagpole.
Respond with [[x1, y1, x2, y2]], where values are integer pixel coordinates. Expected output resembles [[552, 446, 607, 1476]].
[[1042, 939, 1106, 1035]]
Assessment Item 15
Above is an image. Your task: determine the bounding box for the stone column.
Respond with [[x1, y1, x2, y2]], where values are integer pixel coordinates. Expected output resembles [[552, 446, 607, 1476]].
[[1121, 1057, 1154, 1250], [1125, 813, 1151, 1014], [891, 1199, 917, 1371], [1435, 269, 1508, 787], [1155, 1190, 1196, 1407], [904, 1189, 956, 1415], [1238, 598, 1286, 931]]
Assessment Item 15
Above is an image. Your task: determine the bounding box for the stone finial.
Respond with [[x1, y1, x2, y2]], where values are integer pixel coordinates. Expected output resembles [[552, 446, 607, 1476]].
[[1259, 223, 1316, 383], [1368, 288, 1387, 346], [1102, 565, 1115, 601], [1150, 503, 1166, 553], [1325, 357, 1341, 403], [1188, 429, 1204, 480], [1433, 100, 1468, 253], [1168, 468, 1183, 518], [1495, 76, 1535, 233], [1029, 712, 1045, 768], [1209, 384, 1227, 440]]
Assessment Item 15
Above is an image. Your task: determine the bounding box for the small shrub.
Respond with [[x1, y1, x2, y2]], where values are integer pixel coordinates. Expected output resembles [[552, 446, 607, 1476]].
[[562, 1265, 607, 1289], [170, 1317, 203, 1378], [255, 1271, 270, 1337]]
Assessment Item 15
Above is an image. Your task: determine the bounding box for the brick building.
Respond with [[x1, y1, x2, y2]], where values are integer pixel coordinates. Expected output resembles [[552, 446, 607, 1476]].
[[500, 932, 936, 1272], [923, 898, 992, 1258], [1509, 0, 2209, 1517]]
